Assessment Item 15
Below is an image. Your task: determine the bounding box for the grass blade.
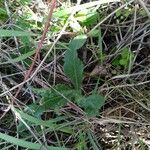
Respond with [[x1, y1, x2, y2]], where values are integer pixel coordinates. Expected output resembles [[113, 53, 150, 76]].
[[0, 132, 67, 150], [16, 109, 72, 134], [0, 29, 34, 37], [0, 50, 35, 65]]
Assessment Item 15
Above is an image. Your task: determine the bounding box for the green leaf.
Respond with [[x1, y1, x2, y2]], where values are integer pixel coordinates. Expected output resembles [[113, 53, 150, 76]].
[[83, 13, 98, 26], [41, 85, 70, 109], [0, 7, 7, 21], [121, 48, 130, 59], [68, 34, 87, 51], [112, 48, 134, 68], [0, 132, 67, 150], [64, 35, 87, 90], [77, 132, 88, 150], [88, 29, 99, 37], [0, 29, 35, 37], [79, 95, 105, 117], [0, 8, 6, 14], [20, 0, 32, 5], [119, 59, 127, 66], [16, 109, 57, 129], [42, 94, 68, 110], [115, 10, 122, 17], [15, 109, 72, 134], [0, 50, 35, 65], [87, 131, 100, 150], [17, 104, 45, 133], [54, 8, 69, 18], [64, 50, 83, 90], [36, 84, 80, 110], [76, 8, 98, 26]]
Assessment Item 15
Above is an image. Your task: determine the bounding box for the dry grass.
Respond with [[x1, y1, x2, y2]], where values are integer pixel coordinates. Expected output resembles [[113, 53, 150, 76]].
[[0, 0, 150, 149]]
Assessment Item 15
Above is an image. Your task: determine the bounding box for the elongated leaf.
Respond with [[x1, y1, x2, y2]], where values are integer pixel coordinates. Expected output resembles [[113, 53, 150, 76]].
[[0, 8, 6, 14], [16, 109, 56, 129], [0, 29, 34, 37], [64, 35, 87, 90], [79, 95, 105, 117], [0, 132, 67, 150], [68, 34, 87, 51], [0, 50, 35, 65], [54, 0, 120, 16], [64, 50, 83, 90], [87, 131, 99, 150], [15, 109, 72, 134]]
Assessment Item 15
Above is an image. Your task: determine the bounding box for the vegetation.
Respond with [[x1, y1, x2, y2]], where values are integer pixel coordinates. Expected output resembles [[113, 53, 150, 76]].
[[0, 0, 150, 149]]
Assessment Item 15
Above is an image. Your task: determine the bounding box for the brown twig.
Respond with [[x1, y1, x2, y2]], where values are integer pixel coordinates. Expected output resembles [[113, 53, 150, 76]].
[[13, 0, 56, 102]]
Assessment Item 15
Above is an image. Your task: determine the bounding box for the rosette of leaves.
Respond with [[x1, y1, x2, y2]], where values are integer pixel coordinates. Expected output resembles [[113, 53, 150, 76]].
[[35, 34, 105, 117]]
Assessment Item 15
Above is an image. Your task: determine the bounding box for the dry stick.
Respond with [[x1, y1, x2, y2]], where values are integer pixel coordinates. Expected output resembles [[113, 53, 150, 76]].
[[13, 0, 56, 101], [0, 0, 81, 98]]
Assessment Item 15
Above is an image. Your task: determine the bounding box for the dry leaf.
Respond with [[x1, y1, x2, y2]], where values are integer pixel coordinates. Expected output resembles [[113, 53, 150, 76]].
[[90, 65, 107, 77]]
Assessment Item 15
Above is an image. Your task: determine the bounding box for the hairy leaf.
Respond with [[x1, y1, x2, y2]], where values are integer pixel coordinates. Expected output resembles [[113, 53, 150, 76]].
[[79, 95, 105, 117], [41, 85, 69, 109], [36, 84, 79, 110], [64, 35, 87, 90], [68, 34, 87, 51]]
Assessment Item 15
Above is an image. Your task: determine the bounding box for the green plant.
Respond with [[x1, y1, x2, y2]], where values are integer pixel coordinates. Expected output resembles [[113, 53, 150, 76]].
[[1, 0, 149, 149], [0, 132, 67, 150], [35, 34, 105, 117], [13, 35, 105, 149], [0, 29, 35, 66], [112, 47, 134, 68], [0, 2, 8, 22]]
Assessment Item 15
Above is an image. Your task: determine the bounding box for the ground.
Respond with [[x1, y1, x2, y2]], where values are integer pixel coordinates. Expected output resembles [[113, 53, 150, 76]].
[[0, 0, 150, 149]]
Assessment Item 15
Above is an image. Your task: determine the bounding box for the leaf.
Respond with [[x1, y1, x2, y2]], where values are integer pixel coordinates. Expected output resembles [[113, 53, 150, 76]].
[[64, 50, 84, 90], [82, 13, 98, 26], [68, 34, 87, 50], [24, 103, 45, 118], [0, 132, 67, 150], [17, 104, 45, 133], [41, 85, 70, 109], [62, 0, 121, 15], [16, 109, 57, 129], [0, 7, 7, 21], [77, 132, 88, 150], [0, 29, 35, 37], [90, 65, 107, 77], [20, 0, 32, 5], [121, 48, 130, 59], [64, 35, 87, 90], [112, 48, 134, 68], [79, 95, 105, 117], [87, 131, 100, 150], [76, 9, 98, 26], [36, 84, 80, 109], [15, 109, 72, 134], [42, 94, 68, 110], [54, 8, 69, 18], [0, 50, 35, 65], [0, 8, 6, 14], [119, 59, 127, 66], [88, 29, 99, 37]]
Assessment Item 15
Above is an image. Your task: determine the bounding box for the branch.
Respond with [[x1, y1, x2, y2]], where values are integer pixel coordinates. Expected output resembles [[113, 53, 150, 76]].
[[13, 0, 56, 101]]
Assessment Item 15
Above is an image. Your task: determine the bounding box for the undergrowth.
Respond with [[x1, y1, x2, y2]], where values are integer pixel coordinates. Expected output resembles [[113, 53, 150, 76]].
[[0, 0, 150, 149]]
